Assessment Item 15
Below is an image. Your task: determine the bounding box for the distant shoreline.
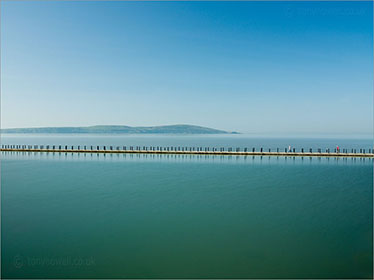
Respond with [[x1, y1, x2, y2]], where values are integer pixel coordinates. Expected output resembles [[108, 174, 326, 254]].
[[0, 124, 239, 135]]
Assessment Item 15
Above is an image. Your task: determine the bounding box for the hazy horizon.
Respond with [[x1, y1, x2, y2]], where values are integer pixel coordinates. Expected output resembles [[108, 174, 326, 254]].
[[1, 124, 374, 138], [1, 1, 373, 136]]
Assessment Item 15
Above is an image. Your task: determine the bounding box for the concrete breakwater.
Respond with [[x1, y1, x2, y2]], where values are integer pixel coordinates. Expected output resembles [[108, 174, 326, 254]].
[[1, 145, 373, 158]]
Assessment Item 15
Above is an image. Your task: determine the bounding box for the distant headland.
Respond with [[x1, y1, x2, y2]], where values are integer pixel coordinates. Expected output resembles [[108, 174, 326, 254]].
[[1, 125, 239, 134]]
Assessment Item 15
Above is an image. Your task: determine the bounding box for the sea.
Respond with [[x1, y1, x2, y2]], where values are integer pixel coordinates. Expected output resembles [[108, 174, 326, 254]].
[[1, 134, 373, 278]]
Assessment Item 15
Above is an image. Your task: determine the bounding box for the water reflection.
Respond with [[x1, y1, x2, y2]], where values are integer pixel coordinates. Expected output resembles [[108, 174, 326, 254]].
[[1, 151, 372, 166]]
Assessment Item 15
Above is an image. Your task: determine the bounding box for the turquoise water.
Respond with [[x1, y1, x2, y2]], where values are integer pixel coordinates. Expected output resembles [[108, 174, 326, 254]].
[[1, 150, 372, 278]]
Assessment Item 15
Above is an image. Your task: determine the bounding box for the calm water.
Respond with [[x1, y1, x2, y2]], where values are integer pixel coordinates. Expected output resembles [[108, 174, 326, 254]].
[[1, 135, 373, 278]]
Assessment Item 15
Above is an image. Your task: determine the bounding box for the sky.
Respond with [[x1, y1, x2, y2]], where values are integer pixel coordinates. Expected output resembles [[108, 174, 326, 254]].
[[1, 1, 373, 136]]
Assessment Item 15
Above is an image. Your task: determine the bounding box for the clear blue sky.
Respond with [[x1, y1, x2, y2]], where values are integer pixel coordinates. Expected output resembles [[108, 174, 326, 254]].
[[1, 1, 373, 135]]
